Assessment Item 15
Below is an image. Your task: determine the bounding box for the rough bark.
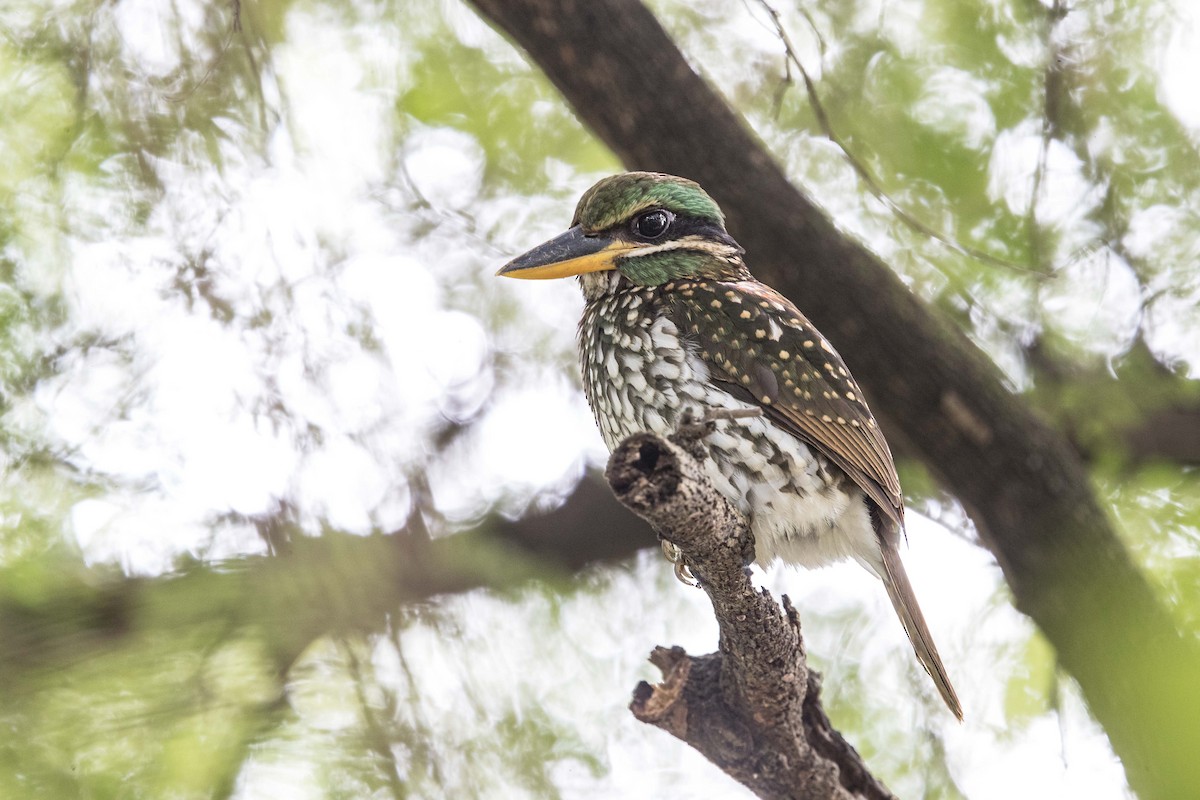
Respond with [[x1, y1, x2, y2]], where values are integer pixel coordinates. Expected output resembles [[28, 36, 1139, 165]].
[[607, 431, 894, 800], [466, 2, 1200, 797]]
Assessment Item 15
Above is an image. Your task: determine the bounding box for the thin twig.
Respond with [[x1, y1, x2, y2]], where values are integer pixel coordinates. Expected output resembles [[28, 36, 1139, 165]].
[[750, 0, 1061, 276]]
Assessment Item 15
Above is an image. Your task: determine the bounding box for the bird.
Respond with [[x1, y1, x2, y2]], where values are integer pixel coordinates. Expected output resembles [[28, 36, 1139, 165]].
[[496, 171, 962, 719]]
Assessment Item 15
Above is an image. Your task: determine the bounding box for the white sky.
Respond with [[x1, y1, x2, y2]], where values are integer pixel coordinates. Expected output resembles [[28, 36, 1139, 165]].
[[13, 0, 1200, 795]]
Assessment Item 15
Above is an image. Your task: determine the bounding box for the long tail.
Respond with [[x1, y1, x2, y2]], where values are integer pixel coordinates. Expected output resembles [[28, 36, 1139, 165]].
[[879, 536, 964, 720]]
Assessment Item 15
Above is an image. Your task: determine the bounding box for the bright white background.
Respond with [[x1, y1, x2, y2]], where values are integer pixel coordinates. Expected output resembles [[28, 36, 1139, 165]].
[[7, 0, 1200, 795]]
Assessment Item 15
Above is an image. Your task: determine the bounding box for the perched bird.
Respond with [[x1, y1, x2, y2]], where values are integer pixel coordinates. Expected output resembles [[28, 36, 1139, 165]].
[[497, 172, 961, 719]]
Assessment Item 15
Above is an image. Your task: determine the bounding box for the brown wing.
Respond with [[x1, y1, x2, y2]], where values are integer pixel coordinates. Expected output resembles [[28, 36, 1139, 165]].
[[669, 278, 903, 524]]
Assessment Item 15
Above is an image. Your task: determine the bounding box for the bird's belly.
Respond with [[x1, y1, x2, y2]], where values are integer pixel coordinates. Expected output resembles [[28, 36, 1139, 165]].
[[581, 310, 877, 571], [700, 410, 879, 573]]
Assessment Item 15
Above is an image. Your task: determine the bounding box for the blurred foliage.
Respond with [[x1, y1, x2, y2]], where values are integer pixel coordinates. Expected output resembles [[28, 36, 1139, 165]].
[[0, 0, 1196, 796], [398, 34, 615, 189]]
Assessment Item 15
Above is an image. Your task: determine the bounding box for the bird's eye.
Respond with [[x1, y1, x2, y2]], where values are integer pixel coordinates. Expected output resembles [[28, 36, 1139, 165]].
[[633, 209, 672, 239]]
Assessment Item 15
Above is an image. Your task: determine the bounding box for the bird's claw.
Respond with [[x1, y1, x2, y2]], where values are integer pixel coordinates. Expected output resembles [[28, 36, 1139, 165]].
[[673, 406, 764, 456], [674, 560, 698, 586], [675, 406, 763, 440], [673, 408, 712, 443], [661, 540, 699, 587]]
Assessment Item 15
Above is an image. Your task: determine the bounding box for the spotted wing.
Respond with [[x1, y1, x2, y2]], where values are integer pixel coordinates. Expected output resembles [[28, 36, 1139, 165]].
[[670, 279, 903, 524]]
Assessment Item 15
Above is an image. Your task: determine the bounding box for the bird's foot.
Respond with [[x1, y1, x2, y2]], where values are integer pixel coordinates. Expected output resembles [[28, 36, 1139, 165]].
[[661, 539, 699, 587], [674, 406, 763, 445]]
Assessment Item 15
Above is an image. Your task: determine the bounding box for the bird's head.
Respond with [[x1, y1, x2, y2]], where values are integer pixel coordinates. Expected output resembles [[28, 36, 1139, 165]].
[[497, 172, 746, 297]]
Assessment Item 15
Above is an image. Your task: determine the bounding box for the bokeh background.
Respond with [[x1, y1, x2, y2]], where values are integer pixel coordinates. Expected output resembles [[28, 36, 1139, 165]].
[[2, 0, 1199, 796]]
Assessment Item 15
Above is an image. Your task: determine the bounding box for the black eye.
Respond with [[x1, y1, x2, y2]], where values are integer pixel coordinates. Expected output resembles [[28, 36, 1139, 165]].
[[633, 209, 672, 239]]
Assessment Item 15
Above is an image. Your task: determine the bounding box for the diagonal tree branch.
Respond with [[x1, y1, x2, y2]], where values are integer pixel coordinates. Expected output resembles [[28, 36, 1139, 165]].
[[0, 476, 652, 674], [607, 430, 894, 800], [465, 1, 1200, 796]]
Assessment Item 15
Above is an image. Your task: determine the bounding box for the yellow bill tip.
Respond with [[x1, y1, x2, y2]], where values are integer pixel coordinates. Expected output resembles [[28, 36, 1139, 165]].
[[497, 227, 637, 280]]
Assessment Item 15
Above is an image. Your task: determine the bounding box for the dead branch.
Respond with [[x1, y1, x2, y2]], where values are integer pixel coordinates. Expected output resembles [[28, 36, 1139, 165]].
[[606, 431, 894, 800]]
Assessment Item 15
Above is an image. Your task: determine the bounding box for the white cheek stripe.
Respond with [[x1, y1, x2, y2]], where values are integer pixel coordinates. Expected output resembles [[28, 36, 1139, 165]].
[[626, 236, 741, 261]]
